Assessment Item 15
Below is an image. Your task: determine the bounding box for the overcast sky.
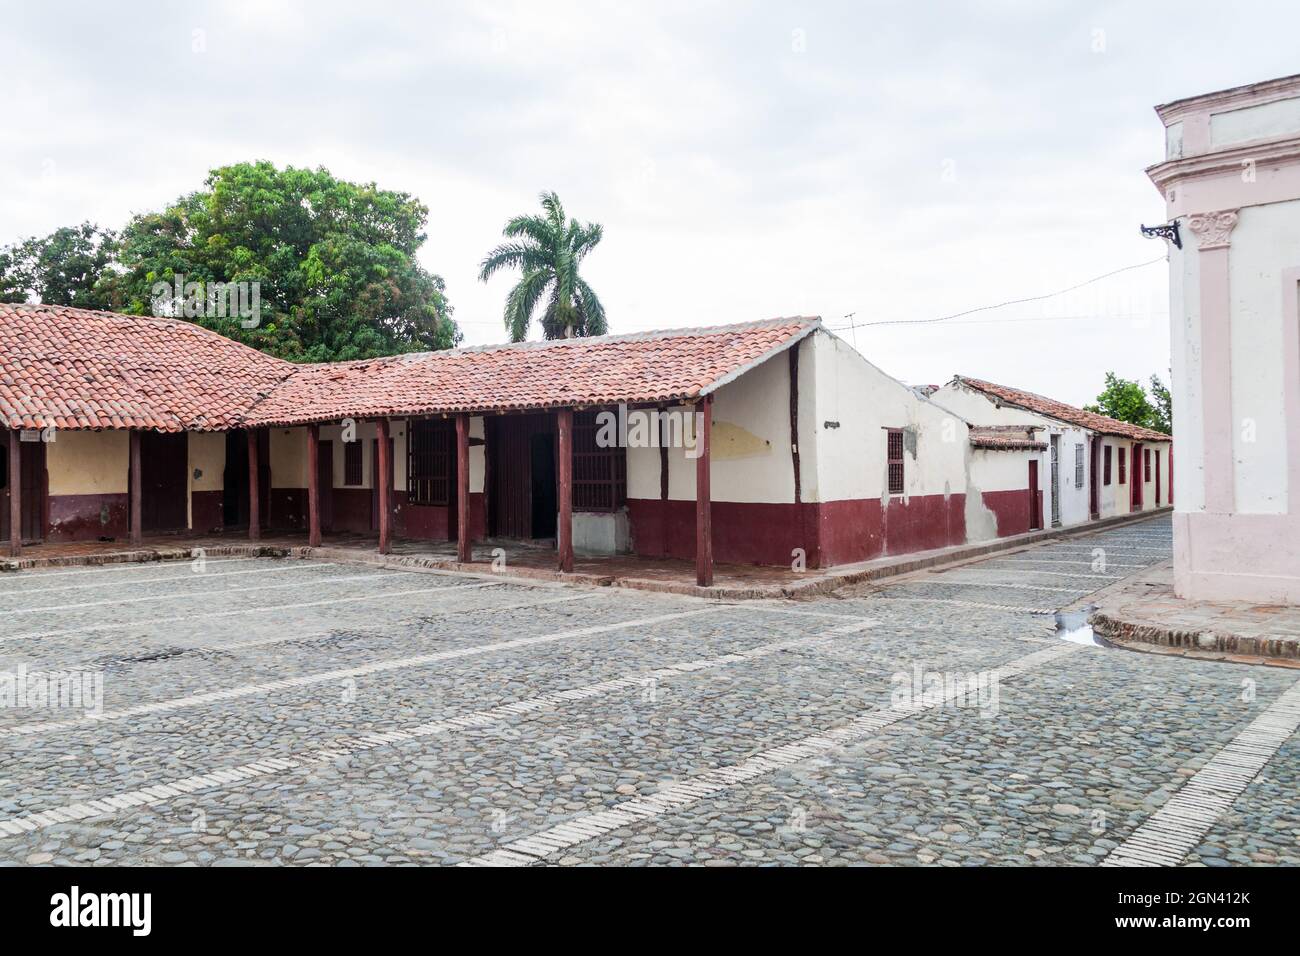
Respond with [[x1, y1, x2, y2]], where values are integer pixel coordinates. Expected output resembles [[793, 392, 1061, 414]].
[[4, 1, 1298, 405]]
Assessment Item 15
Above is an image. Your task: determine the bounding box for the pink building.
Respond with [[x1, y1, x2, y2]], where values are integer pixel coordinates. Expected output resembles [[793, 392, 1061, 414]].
[[1148, 74, 1300, 603]]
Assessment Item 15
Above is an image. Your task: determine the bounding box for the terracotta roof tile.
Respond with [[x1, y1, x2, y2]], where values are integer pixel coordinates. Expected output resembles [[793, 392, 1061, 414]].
[[955, 376, 1171, 442], [245, 318, 820, 426], [0, 304, 820, 431], [969, 425, 1047, 451], [0, 304, 294, 432]]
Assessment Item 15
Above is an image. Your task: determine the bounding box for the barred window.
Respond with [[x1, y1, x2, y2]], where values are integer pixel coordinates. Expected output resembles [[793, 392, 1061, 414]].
[[1103, 446, 1112, 486], [1118, 447, 1127, 484], [886, 428, 904, 495], [408, 418, 455, 506], [572, 409, 626, 512], [1074, 443, 1085, 489], [1144, 448, 1152, 482], [344, 439, 363, 486]]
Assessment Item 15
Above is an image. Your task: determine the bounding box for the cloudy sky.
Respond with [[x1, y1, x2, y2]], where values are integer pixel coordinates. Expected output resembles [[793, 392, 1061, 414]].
[[4, 0, 1298, 405]]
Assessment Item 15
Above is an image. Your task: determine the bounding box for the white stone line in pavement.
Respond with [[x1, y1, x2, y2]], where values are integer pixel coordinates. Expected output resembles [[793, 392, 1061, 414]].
[[0, 581, 501, 644], [0, 561, 341, 598], [1041, 545, 1170, 554], [1102, 680, 1300, 868], [903, 579, 1086, 595], [0, 557, 261, 583], [982, 558, 1146, 570], [868, 596, 1058, 615], [740, 604, 881, 623], [0, 611, 853, 838], [0, 604, 718, 738], [11, 590, 603, 676], [945, 569, 1122, 581], [7, 570, 397, 615], [462, 642, 1084, 866]]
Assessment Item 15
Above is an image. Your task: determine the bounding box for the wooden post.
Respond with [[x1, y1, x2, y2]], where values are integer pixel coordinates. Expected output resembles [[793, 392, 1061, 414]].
[[7, 429, 20, 558], [557, 407, 573, 573], [695, 395, 713, 587], [377, 418, 392, 554], [129, 429, 143, 546], [307, 423, 321, 548], [248, 429, 260, 542], [456, 414, 471, 563]]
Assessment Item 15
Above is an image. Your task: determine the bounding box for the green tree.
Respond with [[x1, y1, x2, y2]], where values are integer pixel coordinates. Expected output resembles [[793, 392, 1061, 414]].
[[101, 161, 458, 361], [1148, 373, 1173, 435], [478, 191, 607, 341], [1085, 372, 1171, 432], [0, 222, 117, 308]]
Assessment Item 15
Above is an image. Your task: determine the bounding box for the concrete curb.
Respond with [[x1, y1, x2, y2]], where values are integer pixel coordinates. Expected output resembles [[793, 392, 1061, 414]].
[[1090, 610, 1300, 664], [0, 507, 1172, 600]]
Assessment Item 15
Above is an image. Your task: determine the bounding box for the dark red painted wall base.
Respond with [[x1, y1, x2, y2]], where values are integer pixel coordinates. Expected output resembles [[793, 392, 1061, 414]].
[[192, 489, 224, 534], [46, 493, 129, 542], [980, 489, 1041, 538], [628, 493, 967, 569]]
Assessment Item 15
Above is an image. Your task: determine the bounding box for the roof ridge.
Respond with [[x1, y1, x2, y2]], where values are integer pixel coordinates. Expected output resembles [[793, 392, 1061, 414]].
[[953, 374, 1171, 441]]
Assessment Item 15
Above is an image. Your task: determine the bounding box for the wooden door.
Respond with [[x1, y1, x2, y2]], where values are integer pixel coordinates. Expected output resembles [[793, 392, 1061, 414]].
[[1131, 442, 1143, 511], [1155, 449, 1161, 506], [140, 432, 189, 532], [1028, 460, 1041, 531]]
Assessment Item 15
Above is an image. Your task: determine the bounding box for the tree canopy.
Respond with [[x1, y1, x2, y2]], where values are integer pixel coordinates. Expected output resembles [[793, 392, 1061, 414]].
[[0, 162, 459, 362], [479, 191, 607, 341], [0, 222, 117, 309], [1085, 371, 1172, 435]]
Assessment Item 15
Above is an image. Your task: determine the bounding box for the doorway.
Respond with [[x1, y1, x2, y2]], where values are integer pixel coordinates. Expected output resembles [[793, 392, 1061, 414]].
[[1028, 459, 1042, 531], [2, 438, 47, 543], [530, 432, 557, 539], [1049, 434, 1061, 528], [139, 432, 188, 533], [222, 429, 269, 530], [1088, 437, 1100, 519], [1131, 442, 1144, 512]]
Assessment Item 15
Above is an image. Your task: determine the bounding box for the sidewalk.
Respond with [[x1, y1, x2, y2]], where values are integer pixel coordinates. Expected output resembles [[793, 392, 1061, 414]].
[[1090, 561, 1300, 665]]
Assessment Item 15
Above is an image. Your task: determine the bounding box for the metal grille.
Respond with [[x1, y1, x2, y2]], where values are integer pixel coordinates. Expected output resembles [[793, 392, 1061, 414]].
[[1144, 448, 1152, 482], [407, 418, 454, 506], [886, 429, 904, 495], [1103, 445, 1112, 485], [1074, 443, 1085, 488], [343, 439, 363, 486], [1049, 435, 1061, 527], [1118, 447, 1127, 484], [572, 409, 626, 512]]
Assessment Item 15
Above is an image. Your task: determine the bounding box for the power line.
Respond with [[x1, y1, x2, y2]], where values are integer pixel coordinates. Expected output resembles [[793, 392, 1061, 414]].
[[826, 256, 1167, 331]]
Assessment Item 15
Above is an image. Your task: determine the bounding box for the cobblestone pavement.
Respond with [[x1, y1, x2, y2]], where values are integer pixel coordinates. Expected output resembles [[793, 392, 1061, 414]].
[[0, 514, 1296, 866]]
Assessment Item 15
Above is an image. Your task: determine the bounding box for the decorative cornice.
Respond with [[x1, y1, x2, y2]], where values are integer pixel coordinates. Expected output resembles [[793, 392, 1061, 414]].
[[1156, 73, 1300, 124], [1187, 209, 1240, 250], [1146, 134, 1300, 192]]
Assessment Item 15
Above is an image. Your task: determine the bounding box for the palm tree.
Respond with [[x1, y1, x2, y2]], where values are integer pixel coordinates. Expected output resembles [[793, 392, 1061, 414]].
[[478, 191, 607, 341]]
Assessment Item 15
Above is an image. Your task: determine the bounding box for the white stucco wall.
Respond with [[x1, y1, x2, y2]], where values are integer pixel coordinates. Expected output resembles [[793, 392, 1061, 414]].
[[810, 332, 968, 504], [46, 430, 128, 495]]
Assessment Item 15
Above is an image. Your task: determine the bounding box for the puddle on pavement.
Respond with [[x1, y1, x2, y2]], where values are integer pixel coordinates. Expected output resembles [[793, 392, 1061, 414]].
[[1054, 605, 1104, 646]]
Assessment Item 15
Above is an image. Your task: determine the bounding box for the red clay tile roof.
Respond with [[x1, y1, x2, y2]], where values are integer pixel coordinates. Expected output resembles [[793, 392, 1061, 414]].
[[0, 304, 819, 431], [954, 376, 1171, 442], [969, 425, 1046, 451], [0, 303, 295, 431], [245, 318, 820, 426]]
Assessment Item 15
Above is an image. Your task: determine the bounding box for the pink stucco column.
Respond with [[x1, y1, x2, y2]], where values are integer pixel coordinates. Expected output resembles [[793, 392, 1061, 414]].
[[1187, 209, 1239, 515]]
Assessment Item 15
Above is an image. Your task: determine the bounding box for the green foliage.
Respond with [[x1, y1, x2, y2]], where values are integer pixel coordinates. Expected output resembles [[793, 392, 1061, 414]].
[[0, 222, 118, 308], [1084, 371, 1172, 434], [2, 162, 459, 362], [479, 191, 607, 341]]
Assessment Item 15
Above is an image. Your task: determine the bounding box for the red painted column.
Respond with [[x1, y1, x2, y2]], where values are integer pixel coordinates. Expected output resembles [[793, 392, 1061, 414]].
[[377, 418, 392, 554], [557, 408, 573, 573], [7, 429, 20, 558], [456, 414, 471, 563], [247, 429, 260, 542], [129, 429, 143, 546], [307, 424, 321, 548], [695, 395, 713, 587]]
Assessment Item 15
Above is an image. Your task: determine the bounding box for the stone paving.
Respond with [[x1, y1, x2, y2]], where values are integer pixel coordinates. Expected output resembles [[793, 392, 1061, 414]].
[[0, 514, 1296, 866]]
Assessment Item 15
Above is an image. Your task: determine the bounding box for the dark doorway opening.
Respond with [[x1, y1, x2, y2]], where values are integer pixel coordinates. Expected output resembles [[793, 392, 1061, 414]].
[[1028, 459, 1042, 531], [1089, 437, 1100, 519], [530, 432, 557, 539], [223, 429, 269, 530], [139, 432, 188, 533], [2, 439, 47, 543], [317, 439, 334, 534]]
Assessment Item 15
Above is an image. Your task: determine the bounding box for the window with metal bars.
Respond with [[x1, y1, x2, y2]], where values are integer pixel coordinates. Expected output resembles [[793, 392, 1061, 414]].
[[1103, 445, 1112, 485], [407, 418, 455, 506], [1144, 448, 1152, 482], [1118, 447, 1127, 484], [1074, 443, 1085, 489], [572, 409, 626, 512], [886, 428, 904, 495], [343, 439, 363, 486]]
